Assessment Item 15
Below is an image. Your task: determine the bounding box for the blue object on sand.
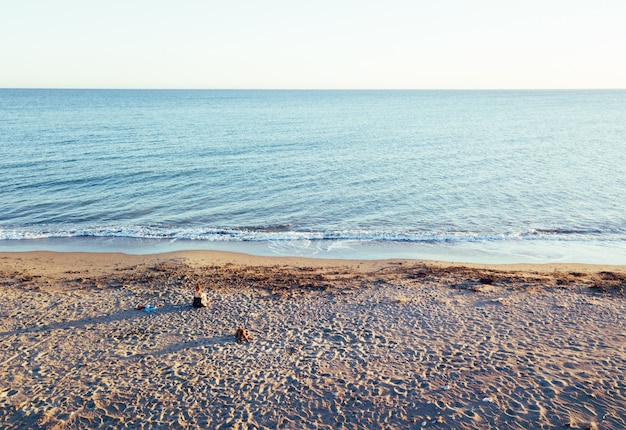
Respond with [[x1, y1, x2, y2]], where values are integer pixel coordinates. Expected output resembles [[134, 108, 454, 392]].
[[144, 305, 156, 312]]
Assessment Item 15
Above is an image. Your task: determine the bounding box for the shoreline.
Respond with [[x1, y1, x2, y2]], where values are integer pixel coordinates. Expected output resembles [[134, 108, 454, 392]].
[[1, 250, 625, 429], [2, 236, 626, 266]]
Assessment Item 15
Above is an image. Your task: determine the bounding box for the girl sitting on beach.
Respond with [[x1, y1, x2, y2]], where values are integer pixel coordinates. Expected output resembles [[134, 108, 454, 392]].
[[193, 284, 209, 308]]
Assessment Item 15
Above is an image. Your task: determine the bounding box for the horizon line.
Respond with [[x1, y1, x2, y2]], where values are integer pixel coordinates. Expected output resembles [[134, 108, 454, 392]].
[[2, 87, 625, 91]]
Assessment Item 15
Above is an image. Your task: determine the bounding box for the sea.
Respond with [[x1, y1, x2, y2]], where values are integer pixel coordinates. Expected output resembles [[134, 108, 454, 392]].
[[1, 89, 625, 264]]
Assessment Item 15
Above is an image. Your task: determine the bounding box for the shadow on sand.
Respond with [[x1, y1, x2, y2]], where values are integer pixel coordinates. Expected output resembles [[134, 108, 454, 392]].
[[0, 303, 192, 337]]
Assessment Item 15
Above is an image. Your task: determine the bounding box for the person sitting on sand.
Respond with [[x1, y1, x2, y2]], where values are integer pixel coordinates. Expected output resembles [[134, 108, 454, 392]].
[[193, 284, 209, 308]]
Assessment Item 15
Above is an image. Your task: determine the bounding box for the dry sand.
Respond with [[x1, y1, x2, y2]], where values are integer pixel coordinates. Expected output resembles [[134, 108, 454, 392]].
[[1, 250, 625, 429]]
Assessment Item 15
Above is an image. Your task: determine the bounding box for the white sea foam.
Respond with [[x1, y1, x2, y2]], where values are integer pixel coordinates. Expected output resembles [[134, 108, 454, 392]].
[[1, 225, 624, 244]]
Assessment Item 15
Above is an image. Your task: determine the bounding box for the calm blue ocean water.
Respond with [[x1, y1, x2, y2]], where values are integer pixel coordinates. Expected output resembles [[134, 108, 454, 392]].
[[1, 89, 625, 263]]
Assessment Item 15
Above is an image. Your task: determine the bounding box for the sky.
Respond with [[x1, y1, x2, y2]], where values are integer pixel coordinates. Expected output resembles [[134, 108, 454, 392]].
[[1, 0, 625, 89]]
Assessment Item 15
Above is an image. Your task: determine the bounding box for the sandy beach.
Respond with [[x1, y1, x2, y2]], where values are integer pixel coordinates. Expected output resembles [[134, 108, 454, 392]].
[[1, 251, 625, 429]]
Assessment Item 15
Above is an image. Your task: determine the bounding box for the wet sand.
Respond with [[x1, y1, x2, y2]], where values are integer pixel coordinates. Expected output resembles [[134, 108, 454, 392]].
[[1, 251, 625, 429]]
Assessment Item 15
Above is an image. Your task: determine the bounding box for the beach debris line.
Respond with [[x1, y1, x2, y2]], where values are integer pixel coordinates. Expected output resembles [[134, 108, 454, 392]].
[[236, 327, 251, 343]]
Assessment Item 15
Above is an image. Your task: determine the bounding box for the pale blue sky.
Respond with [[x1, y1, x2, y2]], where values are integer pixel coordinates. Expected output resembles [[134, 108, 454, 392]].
[[1, 0, 625, 89]]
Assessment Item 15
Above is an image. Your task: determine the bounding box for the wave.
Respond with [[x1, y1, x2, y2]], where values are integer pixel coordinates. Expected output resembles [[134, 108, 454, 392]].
[[1, 225, 625, 244]]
